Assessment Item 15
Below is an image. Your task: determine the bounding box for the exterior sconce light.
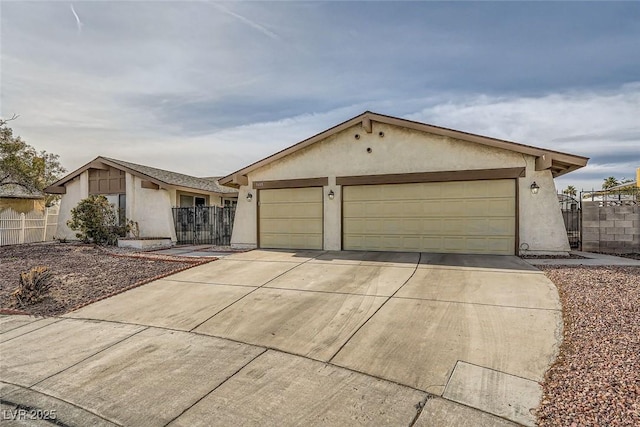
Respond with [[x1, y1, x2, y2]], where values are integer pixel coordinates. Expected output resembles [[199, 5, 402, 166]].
[[530, 182, 540, 195], [328, 190, 335, 200], [246, 193, 253, 202]]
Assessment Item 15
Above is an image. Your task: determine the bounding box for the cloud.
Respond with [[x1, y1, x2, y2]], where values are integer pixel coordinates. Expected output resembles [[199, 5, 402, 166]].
[[207, 2, 280, 40], [1, 1, 638, 193], [69, 4, 83, 34], [403, 84, 640, 191]]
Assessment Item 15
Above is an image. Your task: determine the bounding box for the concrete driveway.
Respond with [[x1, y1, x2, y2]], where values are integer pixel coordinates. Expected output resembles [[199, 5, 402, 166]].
[[1, 250, 561, 426]]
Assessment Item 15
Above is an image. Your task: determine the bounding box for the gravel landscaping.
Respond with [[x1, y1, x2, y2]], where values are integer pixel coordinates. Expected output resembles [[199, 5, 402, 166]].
[[0, 242, 210, 317], [537, 266, 640, 426]]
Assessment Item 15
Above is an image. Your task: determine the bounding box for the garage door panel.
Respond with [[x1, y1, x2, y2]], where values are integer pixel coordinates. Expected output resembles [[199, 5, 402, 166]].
[[488, 219, 514, 235], [260, 219, 323, 234], [260, 187, 320, 203], [259, 188, 323, 250], [343, 180, 515, 255], [488, 199, 514, 216], [260, 233, 323, 250], [441, 200, 470, 216]]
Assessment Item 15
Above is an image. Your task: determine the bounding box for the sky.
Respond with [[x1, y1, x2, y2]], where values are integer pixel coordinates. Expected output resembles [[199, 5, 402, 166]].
[[1, 1, 639, 193]]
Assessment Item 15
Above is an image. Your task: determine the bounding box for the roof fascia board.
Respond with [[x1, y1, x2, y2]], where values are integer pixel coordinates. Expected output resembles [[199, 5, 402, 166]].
[[45, 156, 103, 189], [219, 112, 589, 184], [368, 112, 590, 163], [219, 114, 368, 185], [88, 161, 110, 170], [172, 184, 238, 197]]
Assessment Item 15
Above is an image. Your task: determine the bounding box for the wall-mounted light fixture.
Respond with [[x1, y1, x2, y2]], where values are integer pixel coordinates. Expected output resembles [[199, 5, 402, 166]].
[[530, 182, 540, 195], [246, 193, 253, 202], [328, 190, 335, 200]]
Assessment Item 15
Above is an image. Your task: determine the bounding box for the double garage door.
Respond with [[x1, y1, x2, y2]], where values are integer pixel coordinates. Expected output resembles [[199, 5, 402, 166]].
[[259, 180, 516, 255]]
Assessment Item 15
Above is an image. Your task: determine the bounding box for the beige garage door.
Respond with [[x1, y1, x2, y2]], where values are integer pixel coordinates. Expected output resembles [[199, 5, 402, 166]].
[[259, 187, 323, 250], [343, 180, 515, 255]]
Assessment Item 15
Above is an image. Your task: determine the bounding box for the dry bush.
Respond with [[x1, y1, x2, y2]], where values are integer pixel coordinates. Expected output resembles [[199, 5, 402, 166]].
[[13, 266, 53, 306]]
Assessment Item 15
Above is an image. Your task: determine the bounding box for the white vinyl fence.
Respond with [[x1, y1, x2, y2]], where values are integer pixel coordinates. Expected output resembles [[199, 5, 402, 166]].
[[0, 207, 59, 246]]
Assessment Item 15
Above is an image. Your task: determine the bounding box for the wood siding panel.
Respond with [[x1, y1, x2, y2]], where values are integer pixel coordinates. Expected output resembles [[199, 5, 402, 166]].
[[88, 167, 126, 195]]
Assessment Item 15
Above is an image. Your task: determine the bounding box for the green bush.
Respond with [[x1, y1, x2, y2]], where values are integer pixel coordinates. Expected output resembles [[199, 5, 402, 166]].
[[13, 266, 53, 306], [67, 195, 129, 245]]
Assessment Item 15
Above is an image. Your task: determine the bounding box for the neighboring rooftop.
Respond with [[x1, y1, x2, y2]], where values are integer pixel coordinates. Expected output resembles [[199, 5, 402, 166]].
[[0, 184, 44, 199]]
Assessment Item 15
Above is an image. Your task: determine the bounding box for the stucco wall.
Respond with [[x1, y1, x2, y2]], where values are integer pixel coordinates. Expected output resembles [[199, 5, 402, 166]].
[[56, 175, 86, 240], [518, 157, 571, 254], [126, 174, 177, 241], [231, 121, 570, 254]]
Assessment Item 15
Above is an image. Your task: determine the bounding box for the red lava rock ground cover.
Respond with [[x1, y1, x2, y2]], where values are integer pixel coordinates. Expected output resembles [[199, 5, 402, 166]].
[[537, 266, 640, 426], [0, 242, 208, 317]]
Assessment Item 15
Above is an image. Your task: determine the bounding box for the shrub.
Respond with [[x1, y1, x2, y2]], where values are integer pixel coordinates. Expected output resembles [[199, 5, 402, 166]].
[[127, 220, 140, 239], [67, 195, 130, 245], [13, 266, 53, 306]]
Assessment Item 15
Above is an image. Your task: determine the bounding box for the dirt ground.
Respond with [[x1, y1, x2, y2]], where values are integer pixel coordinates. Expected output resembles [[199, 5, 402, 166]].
[[0, 242, 206, 317], [538, 266, 640, 426]]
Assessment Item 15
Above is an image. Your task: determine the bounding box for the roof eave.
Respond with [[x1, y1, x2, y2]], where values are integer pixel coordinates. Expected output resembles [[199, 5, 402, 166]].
[[219, 111, 590, 184]]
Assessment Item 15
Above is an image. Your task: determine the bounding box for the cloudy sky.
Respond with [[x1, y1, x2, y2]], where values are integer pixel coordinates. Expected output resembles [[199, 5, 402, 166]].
[[1, 1, 638, 192]]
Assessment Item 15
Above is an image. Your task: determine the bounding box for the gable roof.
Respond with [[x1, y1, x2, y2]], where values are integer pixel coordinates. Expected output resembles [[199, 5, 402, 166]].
[[45, 156, 237, 195], [219, 111, 589, 187]]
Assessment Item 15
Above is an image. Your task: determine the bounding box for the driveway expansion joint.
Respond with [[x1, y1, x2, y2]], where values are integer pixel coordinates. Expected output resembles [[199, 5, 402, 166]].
[[327, 252, 422, 363], [187, 252, 327, 332], [390, 295, 562, 312], [28, 324, 149, 389], [2, 251, 561, 426], [0, 318, 64, 343], [1, 380, 122, 427], [162, 348, 269, 427]]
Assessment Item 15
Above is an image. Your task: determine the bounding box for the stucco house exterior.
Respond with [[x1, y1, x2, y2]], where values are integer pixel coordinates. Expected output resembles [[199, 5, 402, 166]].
[[220, 111, 588, 255], [45, 157, 237, 242], [0, 184, 46, 213]]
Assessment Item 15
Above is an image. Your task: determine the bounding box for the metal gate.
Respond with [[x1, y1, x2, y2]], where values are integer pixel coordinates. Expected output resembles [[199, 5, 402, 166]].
[[558, 194, 581, 249], [172, 206, 235, 245]]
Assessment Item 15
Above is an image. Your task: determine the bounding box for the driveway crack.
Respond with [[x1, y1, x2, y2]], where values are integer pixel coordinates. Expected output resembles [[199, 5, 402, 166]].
[[327, 253, 422, 363]]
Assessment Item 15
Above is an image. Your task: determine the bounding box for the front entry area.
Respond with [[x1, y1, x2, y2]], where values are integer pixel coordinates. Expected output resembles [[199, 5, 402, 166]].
[[258, 187, 323, 250], [342, 180, 516, 255]]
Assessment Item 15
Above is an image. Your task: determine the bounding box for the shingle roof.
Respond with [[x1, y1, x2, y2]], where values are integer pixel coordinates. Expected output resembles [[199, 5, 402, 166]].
[[0, 184, 44, 199], [102, 158, 237, 194]]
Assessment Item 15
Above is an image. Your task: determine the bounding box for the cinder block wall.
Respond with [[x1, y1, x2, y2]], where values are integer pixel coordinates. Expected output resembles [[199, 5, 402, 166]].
[[582, 202, 640, 253]]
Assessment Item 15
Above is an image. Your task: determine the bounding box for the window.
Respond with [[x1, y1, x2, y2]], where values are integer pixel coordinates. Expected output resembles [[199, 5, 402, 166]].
[[118, 194, 126, 225], [179, 195, 193, 207], [195, 197, 206, 206]]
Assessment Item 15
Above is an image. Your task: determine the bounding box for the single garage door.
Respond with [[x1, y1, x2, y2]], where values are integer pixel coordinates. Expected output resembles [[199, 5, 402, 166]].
[[259, 187, 323, 250], [343, 180, 515, 255]]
